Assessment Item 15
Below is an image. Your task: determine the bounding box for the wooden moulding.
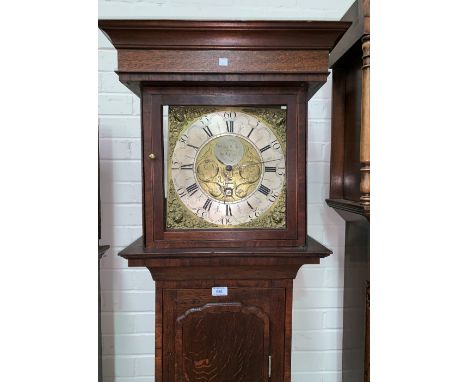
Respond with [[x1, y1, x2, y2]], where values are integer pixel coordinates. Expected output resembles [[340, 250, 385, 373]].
[[98, 20, 351, 97], [98, 20, 350, 51], [329, 0, 370, 67], [327, 0, 370, 220], [119, 236, 331, 280], [117, 49, 327, 73]]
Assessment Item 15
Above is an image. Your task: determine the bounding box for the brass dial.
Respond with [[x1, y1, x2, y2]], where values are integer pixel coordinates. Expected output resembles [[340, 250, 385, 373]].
[[167, 107, 286, 229]]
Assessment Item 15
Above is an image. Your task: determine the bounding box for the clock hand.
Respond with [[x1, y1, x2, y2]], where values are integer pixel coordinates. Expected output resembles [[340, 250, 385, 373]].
[[237, 159, 283, 168]]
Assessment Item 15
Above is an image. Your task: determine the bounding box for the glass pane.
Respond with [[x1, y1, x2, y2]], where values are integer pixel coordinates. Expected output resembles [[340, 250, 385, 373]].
[[164, 106, 287, 230]]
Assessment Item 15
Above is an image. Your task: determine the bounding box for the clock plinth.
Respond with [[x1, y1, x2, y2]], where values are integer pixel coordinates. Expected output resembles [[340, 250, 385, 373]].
[[120, 237, 331, 382], [100, 19, 350, 382]]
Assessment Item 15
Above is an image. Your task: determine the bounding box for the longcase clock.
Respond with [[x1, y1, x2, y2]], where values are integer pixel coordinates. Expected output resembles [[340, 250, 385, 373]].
[[99, 20, 349, 382]]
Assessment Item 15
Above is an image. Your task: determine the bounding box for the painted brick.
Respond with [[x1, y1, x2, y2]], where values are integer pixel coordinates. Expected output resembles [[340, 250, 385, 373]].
[[99, 72, 131, 94], [100, 247, 136, 269], [100, 182, 142, 204], [102, 334, 155, 355], [135, 356, 155, 376], [292, 310, 324, 330], [154, 0, 296, 6], [307, 162, 331, 184], [309, 99, 331, 120], [297, 0, 353, 13], [292, 331, 342, 351], [307, 183, 330, 204], [133, 314, 155, 334], [312, 75, 333, 100], [101, 291, 155, 312], [100, 160, 141, 182], [98, 30, 114, 49], [102, 204, 142, 226], [323, 310, 344, 329], [292, 371, 342, 382], [99, 95, 134, 115], [324, 268, 344, 288], [319, 246, 345, 268], [322, 223, 346, 249], [308, 120, 332, 143], [100, 138, 141, 160], [308, 204, 344, 227], [307, 142, 328, 162], [102, 357, 135, 377], [104, 378, 154, 382], [99, 226, 142, 247], [292, 351, 342, 372], [101, 269, 154, 291], [101, 313, 135, 335], [295, 267, 326, 288], [306, 224, 324, 242], [292, 351, 325, 372], [293, 289, 344, 309], [101, 313, 155, 334], [133, 96, 141, 116], [99, 116, 141, 138], [99, 50, 118, 72]]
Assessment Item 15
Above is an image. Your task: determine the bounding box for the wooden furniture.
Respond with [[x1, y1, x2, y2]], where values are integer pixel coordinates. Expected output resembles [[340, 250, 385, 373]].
[[98, 149, 110, 382], [326, 2, 370, 381], [99, 20, 349, 382]]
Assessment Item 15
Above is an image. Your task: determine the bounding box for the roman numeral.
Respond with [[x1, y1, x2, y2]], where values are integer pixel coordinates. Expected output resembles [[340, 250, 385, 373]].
[[221, 217, 231, 225], [225, 120, 234, 133], [247, 127, 254, 138], [203, 198, 213, 211], [260, 144, 271, 153], [187, 144, 199, 151], [265, 166, 276, 172], [176, 187, 187, 198], [258, 184, 271, 196], [202, 126, 213, 137], [186, 183, 199, 196], [225, 204, 233, 216], [180, 164, 193, 170], [247, 201, 254, 210]]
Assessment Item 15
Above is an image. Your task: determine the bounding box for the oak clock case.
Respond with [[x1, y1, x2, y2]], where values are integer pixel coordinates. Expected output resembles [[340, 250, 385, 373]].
[[142, 87, 306, 249], [99, 18, 350, 382]]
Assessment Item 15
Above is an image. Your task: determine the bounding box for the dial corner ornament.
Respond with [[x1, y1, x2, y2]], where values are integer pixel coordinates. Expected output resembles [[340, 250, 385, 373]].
[[166, 106, 287, 230]]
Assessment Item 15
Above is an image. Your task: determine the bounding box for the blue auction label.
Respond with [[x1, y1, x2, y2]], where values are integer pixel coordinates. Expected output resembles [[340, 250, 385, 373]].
[[211, 286, 228, 296]]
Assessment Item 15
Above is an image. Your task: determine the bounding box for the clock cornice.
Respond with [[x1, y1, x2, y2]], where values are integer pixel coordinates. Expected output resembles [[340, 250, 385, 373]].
[[98, 20, 350, 51]]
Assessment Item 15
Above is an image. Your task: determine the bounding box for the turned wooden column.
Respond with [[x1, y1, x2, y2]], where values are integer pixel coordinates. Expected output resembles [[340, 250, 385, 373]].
[[326, 2, 370, 382], [360, 34, 370, 211]]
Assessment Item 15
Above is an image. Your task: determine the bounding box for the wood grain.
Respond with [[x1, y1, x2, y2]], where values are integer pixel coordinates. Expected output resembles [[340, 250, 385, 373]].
[[360, 35, 370, 212], [176, 303, 269, 382], [326, 4, 371, 382], [163, 286, 286, 382], [100, 18, 348, 382], [329, 43, 363, 203], [140, 85, 307, 249], [118, 49, 328, 73], [98, 20, 350, 51]]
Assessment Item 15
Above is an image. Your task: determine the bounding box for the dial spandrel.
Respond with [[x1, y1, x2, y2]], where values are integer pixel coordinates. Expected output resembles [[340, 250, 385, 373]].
[[166, 106, 286, 229]]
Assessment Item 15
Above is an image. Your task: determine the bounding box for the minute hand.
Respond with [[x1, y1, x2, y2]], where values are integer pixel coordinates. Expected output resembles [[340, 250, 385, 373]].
[[238, 159, 283, 169]]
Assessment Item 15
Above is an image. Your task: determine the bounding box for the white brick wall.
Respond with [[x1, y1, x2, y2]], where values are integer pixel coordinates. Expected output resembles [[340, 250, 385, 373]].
[[99, 1, 348, 381]]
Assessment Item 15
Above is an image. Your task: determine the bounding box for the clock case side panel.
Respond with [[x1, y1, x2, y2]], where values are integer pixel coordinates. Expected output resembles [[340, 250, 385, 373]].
[[329, 42, 363, 203], [141, 85, 307, 249]]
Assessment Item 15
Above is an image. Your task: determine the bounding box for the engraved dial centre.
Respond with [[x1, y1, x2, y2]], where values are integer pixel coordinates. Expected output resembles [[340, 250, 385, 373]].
[[195, 135, 262, 203], [213, 136, 245, 166]]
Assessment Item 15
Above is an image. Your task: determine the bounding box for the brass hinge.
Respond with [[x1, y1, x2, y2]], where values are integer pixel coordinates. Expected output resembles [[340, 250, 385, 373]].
[[268, 355, 272, 378]]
